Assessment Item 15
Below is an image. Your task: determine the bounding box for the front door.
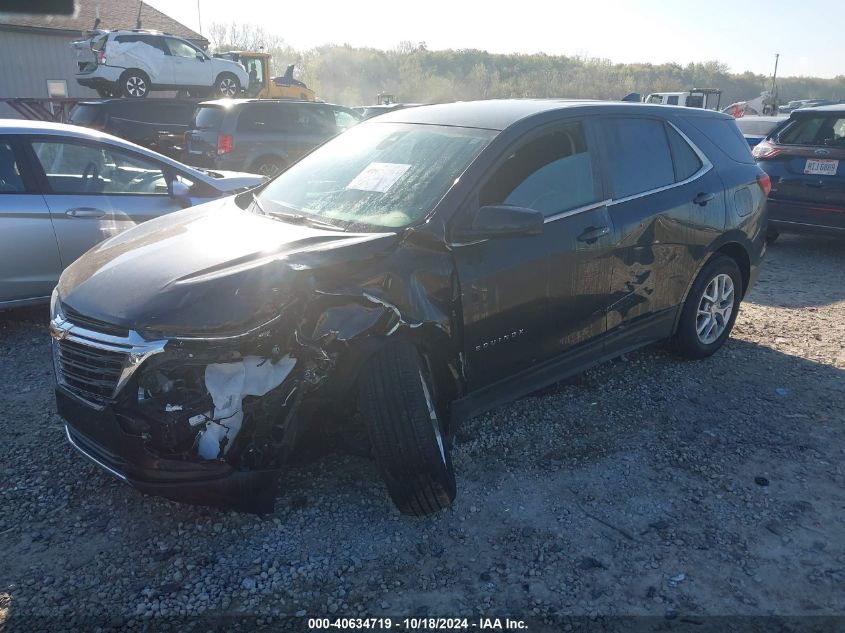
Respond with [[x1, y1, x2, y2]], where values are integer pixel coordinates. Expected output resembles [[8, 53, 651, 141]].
[[27, 138, 181, 269], [453, 120, 612, 390], [0, 137, 63, 303], [165, 37, 212, 88]]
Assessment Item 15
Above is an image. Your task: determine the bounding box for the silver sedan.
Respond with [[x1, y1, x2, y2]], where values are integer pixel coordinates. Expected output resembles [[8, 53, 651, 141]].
[[0, 120, 266, 307]]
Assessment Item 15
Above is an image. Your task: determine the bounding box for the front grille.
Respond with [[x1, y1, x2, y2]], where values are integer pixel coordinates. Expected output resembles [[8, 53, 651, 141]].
[[52, 315, 167, 407], [63, 305, 129, 337], [56, 338, 127, 404]]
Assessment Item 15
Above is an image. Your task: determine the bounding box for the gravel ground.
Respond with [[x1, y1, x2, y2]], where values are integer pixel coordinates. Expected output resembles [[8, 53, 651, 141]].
[[1, 233, 844, 632]]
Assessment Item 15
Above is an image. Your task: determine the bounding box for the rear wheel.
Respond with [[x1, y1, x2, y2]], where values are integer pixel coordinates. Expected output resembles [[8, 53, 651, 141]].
[[672, 255, 743, 359], [358, 341, 456, 516], [214, 73, 240, 98], [120, 71, 149, 98]]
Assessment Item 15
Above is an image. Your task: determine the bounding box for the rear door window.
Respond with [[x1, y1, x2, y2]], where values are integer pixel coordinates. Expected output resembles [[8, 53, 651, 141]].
[[601, 117, 675, 198], [480, 122, 599, 217], [192, 106, 225, 130]]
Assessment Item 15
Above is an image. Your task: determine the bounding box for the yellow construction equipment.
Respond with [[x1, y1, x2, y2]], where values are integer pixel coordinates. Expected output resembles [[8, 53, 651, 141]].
[[213, 51, 315, 101]]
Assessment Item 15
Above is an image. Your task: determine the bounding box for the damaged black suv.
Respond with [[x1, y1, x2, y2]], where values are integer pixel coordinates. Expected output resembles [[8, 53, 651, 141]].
[[52, 100, 768, 515]]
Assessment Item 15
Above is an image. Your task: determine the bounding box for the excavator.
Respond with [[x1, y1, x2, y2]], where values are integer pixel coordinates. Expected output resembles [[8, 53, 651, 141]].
[[213, 51, 315, 101]]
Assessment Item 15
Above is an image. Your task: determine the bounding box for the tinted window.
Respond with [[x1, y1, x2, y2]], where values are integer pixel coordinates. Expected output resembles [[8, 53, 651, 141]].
[[481, 123, 598, 217], [32, 141, 167, 195], [667, 96, 679, 106], [603, 118, 674, 198], [685, 116, 755, 164], [192, 106, 225, 130], [666, 125, 702, 181], [68, 104, 105, 126], [0, 142, 25, 193], [778, 116, 845, 147], [236, 104, 292, 133]]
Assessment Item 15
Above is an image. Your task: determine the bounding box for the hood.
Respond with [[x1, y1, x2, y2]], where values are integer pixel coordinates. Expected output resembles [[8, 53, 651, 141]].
[[57, 197, 399, 337]]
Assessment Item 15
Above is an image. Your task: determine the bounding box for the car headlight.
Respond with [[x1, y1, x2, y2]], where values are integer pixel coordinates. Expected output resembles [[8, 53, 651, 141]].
[[50, 287, 65, 322]]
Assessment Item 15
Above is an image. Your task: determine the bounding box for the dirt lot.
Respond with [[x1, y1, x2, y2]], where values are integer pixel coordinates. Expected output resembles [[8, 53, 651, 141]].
[[1, 234, 844, 632]]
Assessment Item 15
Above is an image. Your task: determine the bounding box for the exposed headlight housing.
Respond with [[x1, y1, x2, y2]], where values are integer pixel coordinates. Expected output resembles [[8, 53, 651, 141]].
[[50, 287, 65, 322]]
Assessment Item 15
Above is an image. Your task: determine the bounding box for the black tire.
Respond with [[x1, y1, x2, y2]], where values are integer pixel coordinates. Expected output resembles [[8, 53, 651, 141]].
[[250, 156, 286, 177], [214, 73, 240, 98], [358, 341, 456, 516], [766, 228, 780, 244], [672, 255, 743, 359], [120, 71, 149, 98]]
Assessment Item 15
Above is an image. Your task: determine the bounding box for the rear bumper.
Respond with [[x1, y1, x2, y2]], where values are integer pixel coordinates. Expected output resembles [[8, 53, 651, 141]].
[[57, 387, 279, 513], [76, 66, 123, 88], [768, 198, 845, 236]]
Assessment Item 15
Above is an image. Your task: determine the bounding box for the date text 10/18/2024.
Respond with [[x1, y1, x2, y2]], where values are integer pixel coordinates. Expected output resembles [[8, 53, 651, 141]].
[[308, 618, 529, 630]]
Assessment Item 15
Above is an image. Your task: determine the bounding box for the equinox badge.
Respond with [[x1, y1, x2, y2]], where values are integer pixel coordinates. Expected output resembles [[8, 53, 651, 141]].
[[475, 329, 526, 352]]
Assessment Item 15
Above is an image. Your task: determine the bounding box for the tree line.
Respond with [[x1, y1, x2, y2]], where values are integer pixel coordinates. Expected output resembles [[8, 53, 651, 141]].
[[209, 24, 845, 108]]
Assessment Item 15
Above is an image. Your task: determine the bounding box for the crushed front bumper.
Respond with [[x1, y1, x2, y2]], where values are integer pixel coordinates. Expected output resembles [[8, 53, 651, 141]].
[[57, 387, 279, 513]]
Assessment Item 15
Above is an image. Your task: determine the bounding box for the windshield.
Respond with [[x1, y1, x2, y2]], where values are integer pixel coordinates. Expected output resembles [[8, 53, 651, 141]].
[[256, 122, 496, 230]]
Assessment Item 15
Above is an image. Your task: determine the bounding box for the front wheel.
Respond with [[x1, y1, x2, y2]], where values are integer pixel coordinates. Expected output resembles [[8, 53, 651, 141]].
[[672, 255, 743, 359], [214, 74, 240, 98], [358, 341, 456, 516]]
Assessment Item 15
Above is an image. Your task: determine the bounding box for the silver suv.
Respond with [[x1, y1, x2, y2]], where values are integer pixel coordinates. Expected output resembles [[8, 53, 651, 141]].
[[73, 30, 249, 99]]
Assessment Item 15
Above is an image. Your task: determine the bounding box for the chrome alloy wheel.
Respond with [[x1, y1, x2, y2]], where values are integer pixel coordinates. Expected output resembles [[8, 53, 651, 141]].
[[696, 273, 735, 345], [218, 77, 238, 97], [125, 76, 147, 97]]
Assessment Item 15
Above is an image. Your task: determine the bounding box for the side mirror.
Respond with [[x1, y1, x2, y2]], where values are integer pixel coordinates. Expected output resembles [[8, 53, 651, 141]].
[[452, 205, 544, 241], [170, 178, 191, 208], [196, 53, 205, 62]]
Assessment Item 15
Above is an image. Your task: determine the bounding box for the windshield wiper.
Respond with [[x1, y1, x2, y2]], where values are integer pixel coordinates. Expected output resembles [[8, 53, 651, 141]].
[[270, 210, 346, 232]]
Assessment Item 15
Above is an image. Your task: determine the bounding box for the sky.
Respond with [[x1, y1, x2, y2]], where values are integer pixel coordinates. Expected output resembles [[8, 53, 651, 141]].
[[144, 0, 843, 79]]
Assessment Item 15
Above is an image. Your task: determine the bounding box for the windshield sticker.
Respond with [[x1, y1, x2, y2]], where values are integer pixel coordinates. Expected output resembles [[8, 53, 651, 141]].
[[346, 162, 411, 193]]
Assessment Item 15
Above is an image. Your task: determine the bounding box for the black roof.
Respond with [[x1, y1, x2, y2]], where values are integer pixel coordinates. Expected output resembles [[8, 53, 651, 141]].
[[372, 99, 732, 131]]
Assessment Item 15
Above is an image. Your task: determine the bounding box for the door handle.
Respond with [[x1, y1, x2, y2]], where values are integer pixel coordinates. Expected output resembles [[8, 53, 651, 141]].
[[66, 207, 106, 218], [576, 226, 610, 243], [693, 192, 716, 206]]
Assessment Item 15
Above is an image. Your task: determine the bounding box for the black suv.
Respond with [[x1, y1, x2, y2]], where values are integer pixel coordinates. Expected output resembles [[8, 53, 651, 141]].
[[183, 99, 361, 176], [51, 100, 768, 515], [68, 99, 198, 160]]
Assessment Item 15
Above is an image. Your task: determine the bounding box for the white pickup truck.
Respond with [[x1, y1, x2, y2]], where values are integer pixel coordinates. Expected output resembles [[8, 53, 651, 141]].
[[644, 89, 722, 110]]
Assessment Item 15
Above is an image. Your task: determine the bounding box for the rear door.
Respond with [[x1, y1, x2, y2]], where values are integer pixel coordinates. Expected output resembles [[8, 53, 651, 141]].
[[184, 105, 225, 167], [27, 138, 181, 268], [0, 137, 63, 303], [769, 113, 845, 228], [597, 116, 722, 341]]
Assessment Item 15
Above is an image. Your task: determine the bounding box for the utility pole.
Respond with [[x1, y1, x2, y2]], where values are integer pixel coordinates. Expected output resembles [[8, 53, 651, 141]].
[[196, 0, 202, 36], [771, 53, 779, 104]]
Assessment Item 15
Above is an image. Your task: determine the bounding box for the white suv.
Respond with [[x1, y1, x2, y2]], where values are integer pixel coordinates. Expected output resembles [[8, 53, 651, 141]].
[[74, 30, 249, 99]]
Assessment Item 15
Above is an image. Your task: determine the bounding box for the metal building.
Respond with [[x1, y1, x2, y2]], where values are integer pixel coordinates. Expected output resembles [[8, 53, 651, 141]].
[[0, 0, 207, 116]]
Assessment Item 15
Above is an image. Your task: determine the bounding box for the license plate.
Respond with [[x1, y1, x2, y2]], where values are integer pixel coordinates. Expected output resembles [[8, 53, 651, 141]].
[[804, 158, 839, 176]]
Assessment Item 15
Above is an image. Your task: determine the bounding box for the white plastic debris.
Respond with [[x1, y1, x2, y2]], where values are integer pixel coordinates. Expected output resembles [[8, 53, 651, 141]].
[[165, 404, 183, 412], [669, 573, 686, 586], [196, 355, 296, 459]]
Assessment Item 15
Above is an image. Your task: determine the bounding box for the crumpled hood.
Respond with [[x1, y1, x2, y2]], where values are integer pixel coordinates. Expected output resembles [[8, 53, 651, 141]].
[[57, 197, 399, 337]]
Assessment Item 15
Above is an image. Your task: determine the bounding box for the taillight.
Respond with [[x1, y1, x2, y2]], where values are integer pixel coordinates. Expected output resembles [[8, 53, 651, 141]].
[[97, 48, 106, 64], [752, 141, 784, 160], [757, 172, 772, 197], [216, 134, 233, 155]]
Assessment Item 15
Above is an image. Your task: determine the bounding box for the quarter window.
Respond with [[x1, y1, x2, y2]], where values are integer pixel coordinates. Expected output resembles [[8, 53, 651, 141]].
[[480, 123, 598, 218], [32, 141, 168, 195], [602, 118, 674, 198]]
